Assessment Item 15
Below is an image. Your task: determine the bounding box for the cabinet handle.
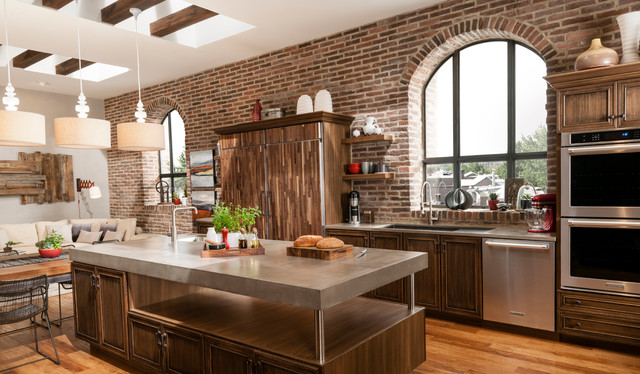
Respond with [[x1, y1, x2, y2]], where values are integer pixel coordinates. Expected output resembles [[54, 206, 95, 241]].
[[94, 276, 100, 289], [618, 113, 626, 119], [574, 300, 581, 305], [575, 322, 582, 328], [266, 191, 272, 218], [156, 331, 162, 347], [364, 237, 369, 247], [246, 359, 253, 374], [442, 243, 446, 253], [90, 274, 95, 288], [162, 333, 167, 348], [371, 238, 376, 247], [260, 190, 265, 214], [608, 115, 615, 120]]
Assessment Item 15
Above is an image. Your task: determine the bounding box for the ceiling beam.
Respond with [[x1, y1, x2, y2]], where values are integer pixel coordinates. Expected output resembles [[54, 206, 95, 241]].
[[12, 50, 52, 69], [150, 5, 217, 37], [56, 58, 96, 76], [42, 0, 73, 10], [101, 0, 164, 25]]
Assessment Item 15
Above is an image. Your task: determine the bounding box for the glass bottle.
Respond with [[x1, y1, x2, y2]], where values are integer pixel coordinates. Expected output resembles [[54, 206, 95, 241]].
[[238, 228, 247, 249]]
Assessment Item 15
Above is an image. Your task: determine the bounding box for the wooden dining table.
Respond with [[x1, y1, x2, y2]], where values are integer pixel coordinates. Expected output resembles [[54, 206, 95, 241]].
[[0, 251, 71, 281]]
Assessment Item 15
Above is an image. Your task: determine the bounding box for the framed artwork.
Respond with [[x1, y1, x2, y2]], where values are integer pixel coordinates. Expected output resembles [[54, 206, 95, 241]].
[[192, 190, 216, 209], [190, 150, 215, 188], [505, 178, 524, 209]]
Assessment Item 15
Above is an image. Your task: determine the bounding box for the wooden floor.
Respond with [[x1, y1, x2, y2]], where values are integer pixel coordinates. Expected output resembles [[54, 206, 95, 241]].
[[0, 293, 638, 373]]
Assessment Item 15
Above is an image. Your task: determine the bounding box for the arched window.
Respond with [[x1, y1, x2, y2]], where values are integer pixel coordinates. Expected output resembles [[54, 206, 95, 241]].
[[423, 40, 547, 206], [159, 110, 186, 198]]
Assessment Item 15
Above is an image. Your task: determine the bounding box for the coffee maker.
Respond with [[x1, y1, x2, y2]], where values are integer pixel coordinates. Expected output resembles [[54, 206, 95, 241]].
[[527, 193, 556, 233], [349, 191, 361, 224]]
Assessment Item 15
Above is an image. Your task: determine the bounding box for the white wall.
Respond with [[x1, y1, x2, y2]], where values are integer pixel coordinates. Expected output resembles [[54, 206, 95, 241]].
[[0, 88, 109, 223]]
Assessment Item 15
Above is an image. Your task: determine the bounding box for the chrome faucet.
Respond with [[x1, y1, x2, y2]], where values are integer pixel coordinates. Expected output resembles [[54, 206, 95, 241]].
[[419, 181, 438, 225], [172, 206, 198, 251]]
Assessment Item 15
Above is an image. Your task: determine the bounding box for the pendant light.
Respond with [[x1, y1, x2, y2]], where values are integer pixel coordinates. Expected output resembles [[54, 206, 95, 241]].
[[54, 0, 111, 149], [0, 0, 45, 146], [116, 8, 164, 151]]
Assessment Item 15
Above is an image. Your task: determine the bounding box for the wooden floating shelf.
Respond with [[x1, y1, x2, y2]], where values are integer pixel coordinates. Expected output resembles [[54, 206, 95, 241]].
[[342, 134, 393, 144], [343, 172, 394, 181]]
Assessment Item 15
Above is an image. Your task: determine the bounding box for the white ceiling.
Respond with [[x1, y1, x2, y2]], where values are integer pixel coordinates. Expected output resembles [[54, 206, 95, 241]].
[[1, 0, 445, 99]]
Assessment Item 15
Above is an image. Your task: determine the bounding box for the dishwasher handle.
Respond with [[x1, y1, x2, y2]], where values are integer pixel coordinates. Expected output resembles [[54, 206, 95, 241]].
[[484, 240, 549, 251]]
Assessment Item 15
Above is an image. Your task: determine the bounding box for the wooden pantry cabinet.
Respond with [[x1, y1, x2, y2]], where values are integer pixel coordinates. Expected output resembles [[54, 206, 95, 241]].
[[218, 112, 352, 241], [545, 62, 640, 132], [326, 229, 483, 318], [72, 263, 129, 359]]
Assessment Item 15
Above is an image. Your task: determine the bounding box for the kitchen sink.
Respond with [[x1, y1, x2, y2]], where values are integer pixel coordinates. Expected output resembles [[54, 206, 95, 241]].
[[178, 235, 206, 242], [379, 224, 492, 233]]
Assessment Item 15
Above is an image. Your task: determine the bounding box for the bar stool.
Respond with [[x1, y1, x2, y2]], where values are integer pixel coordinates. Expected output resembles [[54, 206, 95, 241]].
[[45, 274, 74, 327]]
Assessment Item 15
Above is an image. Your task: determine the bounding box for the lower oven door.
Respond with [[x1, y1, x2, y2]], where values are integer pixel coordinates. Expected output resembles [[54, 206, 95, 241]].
[[561, 218, 640, 296]]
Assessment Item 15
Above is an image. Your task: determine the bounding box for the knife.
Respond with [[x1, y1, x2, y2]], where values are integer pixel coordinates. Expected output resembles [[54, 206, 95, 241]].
[[354, 248, 367, 259]]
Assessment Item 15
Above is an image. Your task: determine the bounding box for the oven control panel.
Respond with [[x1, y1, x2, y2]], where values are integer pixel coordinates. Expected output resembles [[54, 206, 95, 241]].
[[570, 129, 640, 144]]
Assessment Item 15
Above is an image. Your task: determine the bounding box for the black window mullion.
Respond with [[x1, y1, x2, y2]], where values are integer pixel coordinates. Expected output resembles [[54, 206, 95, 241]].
[[507, 40, 516, 179], [452, 50, 461, 189]]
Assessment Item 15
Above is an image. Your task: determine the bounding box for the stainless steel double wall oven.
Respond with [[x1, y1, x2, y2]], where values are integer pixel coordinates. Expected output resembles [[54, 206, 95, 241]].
[[561, 128, 640, 297]]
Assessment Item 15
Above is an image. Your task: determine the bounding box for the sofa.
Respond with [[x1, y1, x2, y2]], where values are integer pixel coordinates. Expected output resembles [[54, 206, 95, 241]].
[[0, 218, 160, 255]]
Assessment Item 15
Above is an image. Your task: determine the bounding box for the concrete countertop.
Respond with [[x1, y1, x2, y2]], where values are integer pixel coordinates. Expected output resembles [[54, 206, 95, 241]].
[[325, 222, 556, 242], [69, 236, 427, 311]]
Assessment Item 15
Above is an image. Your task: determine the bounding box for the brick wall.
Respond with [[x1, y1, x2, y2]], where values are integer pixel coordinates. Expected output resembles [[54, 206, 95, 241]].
[[105, 0, 640, 231]]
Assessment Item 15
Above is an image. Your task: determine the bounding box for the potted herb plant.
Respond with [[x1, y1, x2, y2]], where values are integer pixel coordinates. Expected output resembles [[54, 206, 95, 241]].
[[211, 203, 262, 247], [36, 229, 64, 258], [3, 241, 21, 252], [172, 192, 181, 205], [488, 192, 500, 211], [520, 193, 533, 210]]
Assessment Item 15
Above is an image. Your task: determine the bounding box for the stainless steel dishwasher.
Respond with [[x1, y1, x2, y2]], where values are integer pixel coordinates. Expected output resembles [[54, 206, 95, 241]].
[[482, 238, 555, 331]]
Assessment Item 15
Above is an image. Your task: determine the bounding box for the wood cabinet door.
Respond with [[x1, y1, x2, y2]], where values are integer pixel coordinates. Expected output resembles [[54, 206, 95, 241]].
[[97, 268, 128, 359], [255, 351, 319, 374], [129, 316, 163, 372], [266, 140, 322, 241], [404, 234, 440, 311], [265, 123, 319, 144], [219, 131, 263, 149], [441, 236, 482, 318], [557, 83, 615, 132], [72, 264, 99, 344], [164, 326, 204, 374], [617, 78, 640, 128], [369, 232, 404, 303], [206, 338, 253, 374], [325, 229, 368, 247], [220, 145, 267, 236]]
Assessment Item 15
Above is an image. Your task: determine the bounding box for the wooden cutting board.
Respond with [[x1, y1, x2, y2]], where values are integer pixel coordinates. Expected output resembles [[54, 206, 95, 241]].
[[286, 245, 354, 260]]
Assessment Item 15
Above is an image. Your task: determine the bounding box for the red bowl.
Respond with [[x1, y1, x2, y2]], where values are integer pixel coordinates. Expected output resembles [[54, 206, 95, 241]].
[[39, 248, 62, 258], [347, 163, 361, 174]]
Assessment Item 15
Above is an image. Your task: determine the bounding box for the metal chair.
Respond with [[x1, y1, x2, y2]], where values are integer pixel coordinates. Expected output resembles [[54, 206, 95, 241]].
[[44, 274, 74, 328], [0, 274, 60, 372]]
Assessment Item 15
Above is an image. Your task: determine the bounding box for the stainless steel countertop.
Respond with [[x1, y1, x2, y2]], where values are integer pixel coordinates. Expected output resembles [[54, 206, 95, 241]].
[[69, 236, 427, 311], [325, 223, 556, 242]]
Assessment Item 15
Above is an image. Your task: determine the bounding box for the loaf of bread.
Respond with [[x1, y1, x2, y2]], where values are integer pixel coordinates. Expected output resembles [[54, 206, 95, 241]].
[[293, 235, 323, 247], [316, 237, 344, 249]]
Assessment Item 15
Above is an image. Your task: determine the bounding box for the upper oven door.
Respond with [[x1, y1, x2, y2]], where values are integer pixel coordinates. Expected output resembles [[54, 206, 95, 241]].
[[561, 141, 640, 218]]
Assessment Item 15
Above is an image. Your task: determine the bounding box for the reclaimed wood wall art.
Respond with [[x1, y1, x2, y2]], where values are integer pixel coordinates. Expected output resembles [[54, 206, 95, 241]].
[[16, 152, 75, 204], [0, 160, 46, 197]]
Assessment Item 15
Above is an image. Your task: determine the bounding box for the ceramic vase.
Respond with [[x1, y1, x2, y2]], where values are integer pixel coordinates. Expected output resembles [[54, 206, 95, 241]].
[[574, 38, 619, 71], [617, 11, 640, 64], [252, 100, 262, 121], [296, 95, 313, 114]]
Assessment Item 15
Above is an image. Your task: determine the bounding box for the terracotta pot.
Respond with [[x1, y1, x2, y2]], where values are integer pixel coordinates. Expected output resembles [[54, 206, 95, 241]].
[[39, 247, 62, 258], [173, 198, 181, 205], [488, 200, 499, 211], [575, 38, 619, 71]]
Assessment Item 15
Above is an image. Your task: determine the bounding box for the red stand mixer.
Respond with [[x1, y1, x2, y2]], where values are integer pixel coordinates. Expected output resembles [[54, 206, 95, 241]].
[[526, 193, 556, 233]]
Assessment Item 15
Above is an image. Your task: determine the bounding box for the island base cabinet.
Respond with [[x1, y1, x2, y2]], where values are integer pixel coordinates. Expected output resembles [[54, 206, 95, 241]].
[[130, 315, 205, 374], [72, 263, 129, 359]]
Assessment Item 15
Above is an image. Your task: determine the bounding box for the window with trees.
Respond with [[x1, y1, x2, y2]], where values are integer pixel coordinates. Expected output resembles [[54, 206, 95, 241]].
[[159, 110, 186, 198], [423, 40, 547, 207]]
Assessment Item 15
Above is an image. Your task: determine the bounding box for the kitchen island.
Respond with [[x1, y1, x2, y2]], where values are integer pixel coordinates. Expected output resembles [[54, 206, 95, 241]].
[[69, 236, 428, 374]]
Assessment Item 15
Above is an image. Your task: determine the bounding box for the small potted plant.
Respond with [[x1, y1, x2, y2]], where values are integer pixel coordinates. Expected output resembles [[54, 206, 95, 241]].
[[520, 193, 533, 210], [488, 192, 499, 211], [172, 192, 181, 205], [211, 203, 262, 248], [36, 230, 64, 258], [3, 241, 21, 252]]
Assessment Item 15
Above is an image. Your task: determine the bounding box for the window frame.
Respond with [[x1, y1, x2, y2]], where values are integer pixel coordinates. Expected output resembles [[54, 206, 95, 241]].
[[422, 39, 547, 201], [158, 110, 187, 195]]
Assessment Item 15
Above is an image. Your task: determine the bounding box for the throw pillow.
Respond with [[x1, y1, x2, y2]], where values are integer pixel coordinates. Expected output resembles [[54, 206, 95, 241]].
[[99, 223, 118, 241], [72, 224, 92, 242], [103, 230, 125, 242], [0, 228, 9, 247], [45, 224, 73, 244], [76, 230, 103, 244]]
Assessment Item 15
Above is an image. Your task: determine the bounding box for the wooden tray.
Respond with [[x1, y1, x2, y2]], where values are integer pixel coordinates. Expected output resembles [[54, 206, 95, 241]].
[[286, 245, 354, 260], [201, 243, 265, 258]]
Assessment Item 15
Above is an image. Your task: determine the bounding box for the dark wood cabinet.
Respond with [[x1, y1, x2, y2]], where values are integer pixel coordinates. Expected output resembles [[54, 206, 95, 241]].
[[546, 62, 640, 132], [441, 236, 482, 318], [404, 234, 440, 311], [255, 352, 320, 374], [558, 290, 640, 346], [218, 113, 352, 241], [72, 263, 128, 359], [325, 229, 368, 247], [369, 231, 404, 303], [130, 315, 204, 374]]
